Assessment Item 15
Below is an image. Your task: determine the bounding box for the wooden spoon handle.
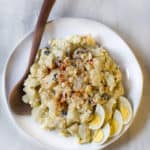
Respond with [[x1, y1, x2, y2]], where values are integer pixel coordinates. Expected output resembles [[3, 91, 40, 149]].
[[25, 0, 55, 78]]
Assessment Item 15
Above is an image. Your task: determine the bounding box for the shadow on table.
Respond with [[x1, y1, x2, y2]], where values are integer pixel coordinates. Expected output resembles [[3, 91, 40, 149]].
[[105, 32, 150, 150]]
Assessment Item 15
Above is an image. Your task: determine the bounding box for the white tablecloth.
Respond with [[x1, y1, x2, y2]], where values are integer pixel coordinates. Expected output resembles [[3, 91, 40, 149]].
[[0, 0, 150, 150]]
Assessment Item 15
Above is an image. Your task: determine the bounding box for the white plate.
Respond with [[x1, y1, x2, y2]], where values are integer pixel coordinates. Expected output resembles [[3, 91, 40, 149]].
[[3, 18, 143, 150]]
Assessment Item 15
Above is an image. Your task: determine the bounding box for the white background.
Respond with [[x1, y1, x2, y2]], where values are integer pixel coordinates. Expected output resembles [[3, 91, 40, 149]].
[[0, 0, 150, 150]]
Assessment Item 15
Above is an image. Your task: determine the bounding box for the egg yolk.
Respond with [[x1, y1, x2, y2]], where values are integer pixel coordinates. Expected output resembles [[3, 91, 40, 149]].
[[89, 113, 101, 126], [110, 119, 118, 136], [93, 129, 104, 142], [120, 105, 129, 122]]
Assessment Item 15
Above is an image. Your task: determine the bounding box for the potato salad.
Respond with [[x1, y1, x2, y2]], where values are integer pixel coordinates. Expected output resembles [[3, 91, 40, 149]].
[[22, 35, 132, 144]]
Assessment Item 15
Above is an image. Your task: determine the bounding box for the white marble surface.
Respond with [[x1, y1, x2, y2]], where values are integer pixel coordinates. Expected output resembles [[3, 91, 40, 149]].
[[0, 0, 150, 150]]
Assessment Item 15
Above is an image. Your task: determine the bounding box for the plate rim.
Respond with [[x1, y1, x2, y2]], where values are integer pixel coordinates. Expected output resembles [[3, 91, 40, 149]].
[[2, 17, 144, 150]]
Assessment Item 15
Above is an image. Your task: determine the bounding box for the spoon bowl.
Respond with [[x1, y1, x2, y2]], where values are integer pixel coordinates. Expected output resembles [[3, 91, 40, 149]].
[[9, 79, 31, 115]]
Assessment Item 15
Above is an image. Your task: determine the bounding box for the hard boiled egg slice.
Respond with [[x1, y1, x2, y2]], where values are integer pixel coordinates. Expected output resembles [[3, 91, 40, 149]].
[[118, 96, 133, 124], [104, 98, 116, 122], [89, 104, 105, 130], [93, 123, 110, 144], [110, 110, 123, 137]]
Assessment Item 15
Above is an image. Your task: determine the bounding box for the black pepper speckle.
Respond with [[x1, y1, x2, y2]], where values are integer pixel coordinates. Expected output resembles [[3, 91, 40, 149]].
[[44, 50, 50, 55], [52, 73, 58, 81], [62, 110, 67, 116], [101, 93, 110, 100]]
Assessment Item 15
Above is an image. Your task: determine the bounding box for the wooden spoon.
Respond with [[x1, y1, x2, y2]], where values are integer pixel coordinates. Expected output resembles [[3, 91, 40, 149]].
[[9, 0, 56, 115]]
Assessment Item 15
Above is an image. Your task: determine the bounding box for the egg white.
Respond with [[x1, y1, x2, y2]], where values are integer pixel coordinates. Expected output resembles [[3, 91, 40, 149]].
[[110, 110, 123, 137], [104, 98, 116, 122], [119, 96, 132, 124], [92, 123, 110, 145], [89, 104, 105, 130]]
